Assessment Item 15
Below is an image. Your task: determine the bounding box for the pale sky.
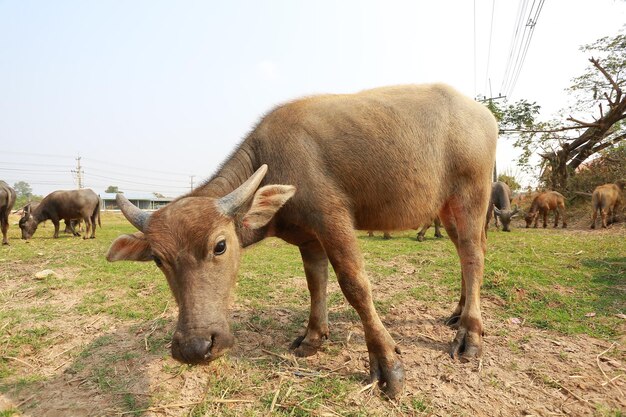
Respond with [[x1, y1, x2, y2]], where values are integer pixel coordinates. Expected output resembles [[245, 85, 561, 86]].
[[1, 1, 625, 197]]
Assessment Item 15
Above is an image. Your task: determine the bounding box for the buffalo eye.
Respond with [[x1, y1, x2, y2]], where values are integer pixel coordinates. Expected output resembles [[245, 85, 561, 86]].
[[153, 256, 163, 267], [214, 240, 227, 255]]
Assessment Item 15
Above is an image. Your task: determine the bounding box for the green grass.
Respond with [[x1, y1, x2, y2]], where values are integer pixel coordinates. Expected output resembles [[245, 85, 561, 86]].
[[0, 212, 624, 415]]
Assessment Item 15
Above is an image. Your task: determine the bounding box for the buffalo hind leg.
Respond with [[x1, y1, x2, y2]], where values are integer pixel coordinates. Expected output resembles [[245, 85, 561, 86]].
[[82, 216, 92, 240], [1, 210, 8, 245], [89, 213, 97, 238], [321, 220, 403, 398], [290, 239, 330, 357], [439, 198, 486, 360], [439, 207, 464, 328]]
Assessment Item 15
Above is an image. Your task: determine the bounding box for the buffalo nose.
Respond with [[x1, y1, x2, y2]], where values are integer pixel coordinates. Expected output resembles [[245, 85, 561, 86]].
[[172, 336, 212, 364]]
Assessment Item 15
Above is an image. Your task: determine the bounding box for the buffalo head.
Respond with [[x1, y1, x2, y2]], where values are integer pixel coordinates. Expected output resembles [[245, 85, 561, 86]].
[[106, 165, 295, 364], [19, 213, 38, 240], [524, 209, 537, 228], [493, 205, 519, 232]]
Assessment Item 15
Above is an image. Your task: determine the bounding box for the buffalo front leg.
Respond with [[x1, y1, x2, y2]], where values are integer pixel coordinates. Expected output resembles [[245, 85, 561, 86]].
[[321, 228, 404, 399], [290, 240, 330, 357], [52, 219, 60, 238]]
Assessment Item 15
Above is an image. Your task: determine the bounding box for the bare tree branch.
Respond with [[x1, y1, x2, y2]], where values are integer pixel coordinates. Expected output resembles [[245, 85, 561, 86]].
[[590, 57, 622, 100], [567, 116, 602, 127]]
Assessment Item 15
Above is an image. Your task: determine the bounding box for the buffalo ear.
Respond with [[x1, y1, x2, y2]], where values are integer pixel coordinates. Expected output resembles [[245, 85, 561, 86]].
[[106, 232, 153, 262], [242, 185, 296, 229]]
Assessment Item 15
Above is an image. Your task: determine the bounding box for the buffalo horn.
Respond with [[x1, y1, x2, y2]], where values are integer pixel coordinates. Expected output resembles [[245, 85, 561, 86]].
[[217, 164, 268, 216], [116, 193, 151, 231]]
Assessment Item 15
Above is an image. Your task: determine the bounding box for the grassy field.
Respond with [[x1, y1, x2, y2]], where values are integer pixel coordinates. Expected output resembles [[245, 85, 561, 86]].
[[0, 211, 624, 416]]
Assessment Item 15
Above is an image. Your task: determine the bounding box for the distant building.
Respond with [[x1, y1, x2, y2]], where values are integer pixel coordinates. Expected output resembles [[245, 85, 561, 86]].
[[100, 192, 174, 211]]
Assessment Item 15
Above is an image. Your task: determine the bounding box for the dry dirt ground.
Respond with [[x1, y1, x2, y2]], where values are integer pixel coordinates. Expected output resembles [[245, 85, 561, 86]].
[[1, 216, 624, 416]]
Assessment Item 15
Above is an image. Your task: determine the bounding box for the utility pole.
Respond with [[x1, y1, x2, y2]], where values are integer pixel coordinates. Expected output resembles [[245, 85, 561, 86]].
[[190, 175, 195, 191], [72, 156, 84, 189]]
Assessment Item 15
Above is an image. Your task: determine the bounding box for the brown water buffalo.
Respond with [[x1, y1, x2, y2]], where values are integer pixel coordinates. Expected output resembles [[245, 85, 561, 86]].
[[590, 181, 625, 229], [106, 83, 498, 398], [0, 181, 17, 245], [416, 216, 443, 241], [524, 191, 567, 228], [486, 181, 519, 232], [19, 189, 101, 239]]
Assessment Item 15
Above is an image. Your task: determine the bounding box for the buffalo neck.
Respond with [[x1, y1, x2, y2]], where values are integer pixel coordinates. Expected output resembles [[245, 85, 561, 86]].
[[30, 205, 48, 225], [191, 141, 257, 199], [188, 140, 268, 247]]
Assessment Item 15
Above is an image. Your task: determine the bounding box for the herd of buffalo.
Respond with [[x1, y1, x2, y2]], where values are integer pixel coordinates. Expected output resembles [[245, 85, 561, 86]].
[[0, 84, 624, 399], [1, 179, 622, 247]]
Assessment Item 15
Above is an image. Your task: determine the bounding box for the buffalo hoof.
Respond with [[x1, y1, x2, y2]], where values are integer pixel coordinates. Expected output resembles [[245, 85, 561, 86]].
[[416, 234, 425, 242], [444, 314, 461, 328], [449, 326, 483, 361], [2, 241, 9, 246], [368, 351, 404, 399], [289, 333, 326, 357], [90, 236, 96, 239]]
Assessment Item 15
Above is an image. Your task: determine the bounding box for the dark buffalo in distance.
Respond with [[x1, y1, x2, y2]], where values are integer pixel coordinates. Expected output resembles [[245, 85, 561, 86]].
[[0, 181, 17, 245], [367, 216, 443, 241], [486, 181, 519, 232], [16, 202, 79, 234], [416, 216, 443, 241], [524, 191, 567, 228], [19, 189, 101, 240], [106, 83, 498, 398], [367, 230, 392, 239], [590, 181, 625, 229]]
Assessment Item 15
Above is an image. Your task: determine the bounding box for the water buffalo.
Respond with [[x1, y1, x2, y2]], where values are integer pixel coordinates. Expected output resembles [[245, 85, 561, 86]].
[[0, 181, 17, 245], [590, 181, 625, 229], [416, 216, 443, 241], [486, 181, 519, 232], [367, 231, 392, 239], [19, 189, 101, 239], [106, 83, 498, 398], [524, 191, 567, 228]]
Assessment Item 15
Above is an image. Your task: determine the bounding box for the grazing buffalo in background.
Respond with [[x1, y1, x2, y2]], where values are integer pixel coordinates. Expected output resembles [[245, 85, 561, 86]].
[[486, 181, 519, 232], [525, 191, 567, 228], [16, 202, 79, 234], [19, 189, 101, 239], [106, 83, 498, 398], [367, 230, 392, 239], [590, 181, 625, 229], [416, 216, 443, 241], [368, 217, 443, 241], [0, 181, 17, 245]]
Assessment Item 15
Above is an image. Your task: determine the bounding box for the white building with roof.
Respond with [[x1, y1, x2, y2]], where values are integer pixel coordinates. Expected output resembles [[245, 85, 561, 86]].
[[100, 192, 174, 211]]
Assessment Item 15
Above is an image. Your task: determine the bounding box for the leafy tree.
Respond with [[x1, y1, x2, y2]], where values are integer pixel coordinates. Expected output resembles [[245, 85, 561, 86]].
[[497, 173, 521, 192], [12, 181, 41, 209], [499, 30, 626, 192], [105, 185, 120, 193], [13, 181, 32, 198]]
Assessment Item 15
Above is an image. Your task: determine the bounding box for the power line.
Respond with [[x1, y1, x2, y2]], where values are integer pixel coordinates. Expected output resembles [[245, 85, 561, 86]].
[[500, 0, 545, 98], [506, 0, 545, 97], [482, 0, 497, 95], [500, 0, 530, 94]]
